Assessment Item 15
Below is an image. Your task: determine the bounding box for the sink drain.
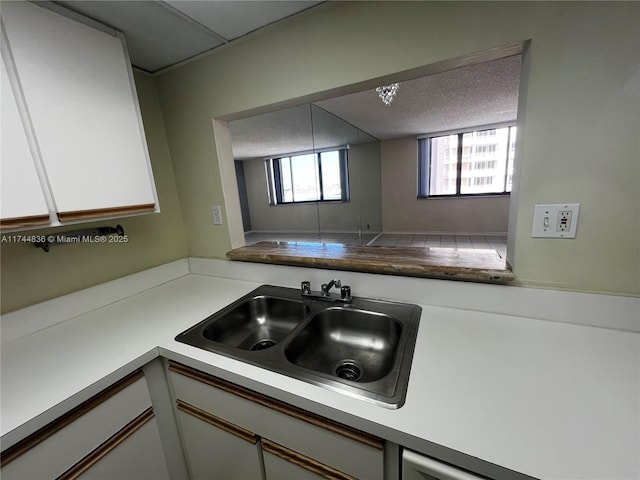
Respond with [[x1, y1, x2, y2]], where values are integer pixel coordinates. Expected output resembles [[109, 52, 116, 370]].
[[333, 360, 364, 382], [250, 339, 276, 351]]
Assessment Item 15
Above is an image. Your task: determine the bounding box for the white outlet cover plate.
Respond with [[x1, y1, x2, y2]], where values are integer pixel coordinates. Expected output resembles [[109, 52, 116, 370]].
[[532, 203, 580, 238], [212, 205, 223, 225]]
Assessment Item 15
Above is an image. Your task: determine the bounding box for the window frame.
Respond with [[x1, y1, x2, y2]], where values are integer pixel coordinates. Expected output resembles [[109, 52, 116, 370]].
[[418, 124, 516, 199], [267, 148, 350, 205]]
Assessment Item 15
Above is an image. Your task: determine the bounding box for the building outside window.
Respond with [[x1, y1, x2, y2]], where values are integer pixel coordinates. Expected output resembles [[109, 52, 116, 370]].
[[418, 125, 516, 197]]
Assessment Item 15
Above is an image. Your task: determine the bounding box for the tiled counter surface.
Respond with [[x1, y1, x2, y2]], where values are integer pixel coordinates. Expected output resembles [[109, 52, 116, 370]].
[[1, 268, 638, 480]]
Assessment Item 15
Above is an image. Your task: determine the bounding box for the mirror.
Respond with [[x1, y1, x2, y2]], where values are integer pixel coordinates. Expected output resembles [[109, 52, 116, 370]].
[[229, 52, 521, 261], [231, 104, 379, 246], [310, 104, 381, 245], [231, 104, 320, 242]]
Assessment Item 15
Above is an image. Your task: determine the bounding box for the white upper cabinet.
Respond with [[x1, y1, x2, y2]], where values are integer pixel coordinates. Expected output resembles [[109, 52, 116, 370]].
[[1, 50, 50, 229], [1, 1, 158, 228]]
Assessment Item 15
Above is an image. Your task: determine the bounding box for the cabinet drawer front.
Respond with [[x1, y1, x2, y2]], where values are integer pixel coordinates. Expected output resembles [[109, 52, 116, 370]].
[[168, 363, 384, 480], [1, 372, 151, 480]]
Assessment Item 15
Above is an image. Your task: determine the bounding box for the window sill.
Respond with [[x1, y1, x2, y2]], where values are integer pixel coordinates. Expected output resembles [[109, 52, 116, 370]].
[[418, 193, 511, 200], [270, 199, 348, 206], [227, 241, 514, 283]]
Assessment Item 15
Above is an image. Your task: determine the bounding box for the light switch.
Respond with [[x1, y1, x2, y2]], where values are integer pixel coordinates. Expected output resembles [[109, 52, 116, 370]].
[[212, 205, 223, 225], [532, 204, 580, 238]]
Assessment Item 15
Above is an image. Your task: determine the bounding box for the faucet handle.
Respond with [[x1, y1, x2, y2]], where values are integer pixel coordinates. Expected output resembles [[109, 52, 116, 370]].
[[340, 285, 352, 301], [301, 281, 311, 295]]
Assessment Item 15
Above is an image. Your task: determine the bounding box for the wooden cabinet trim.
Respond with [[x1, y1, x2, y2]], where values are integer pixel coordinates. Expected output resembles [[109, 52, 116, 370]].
[[57, 204, 155, 222], [177, 399, 258, 444], [263, 438, 357, 480], [0, 370, 144, 467], [0, 214, 51, 229], [168, 361, 384, 451], [56, 407, 155, 480]]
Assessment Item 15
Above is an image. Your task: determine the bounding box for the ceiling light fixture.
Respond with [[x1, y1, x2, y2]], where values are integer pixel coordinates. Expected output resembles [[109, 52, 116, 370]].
[[376, 83, 399, 106]]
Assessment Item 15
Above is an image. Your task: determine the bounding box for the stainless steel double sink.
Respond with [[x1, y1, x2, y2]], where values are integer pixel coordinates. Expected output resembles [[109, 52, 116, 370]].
[[175, 285, 421, 408]]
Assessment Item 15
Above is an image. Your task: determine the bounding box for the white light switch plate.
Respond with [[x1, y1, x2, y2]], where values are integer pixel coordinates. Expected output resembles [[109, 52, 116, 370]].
[[532, 203, 580, 238], [212, 205, 223, 225]]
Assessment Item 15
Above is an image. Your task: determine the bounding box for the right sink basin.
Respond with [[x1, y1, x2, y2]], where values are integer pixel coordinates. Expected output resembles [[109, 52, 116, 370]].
[[284, 308, 403, 383]]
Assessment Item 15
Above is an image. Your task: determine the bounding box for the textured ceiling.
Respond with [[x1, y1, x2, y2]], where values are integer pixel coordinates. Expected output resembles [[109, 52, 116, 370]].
[[230, 55, 522, 159], [316, 55, 522, 140], [55, 1, 322, 73]]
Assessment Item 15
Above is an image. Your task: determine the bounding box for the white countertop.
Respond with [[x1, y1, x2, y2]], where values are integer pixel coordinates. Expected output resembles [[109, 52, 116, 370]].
[[1, 267, 639, 480]]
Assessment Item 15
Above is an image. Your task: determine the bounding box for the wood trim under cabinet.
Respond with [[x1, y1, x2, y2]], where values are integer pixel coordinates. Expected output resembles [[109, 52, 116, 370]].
[[0, 214, 51, 229], [177, 399, 258, 444], [263, 438, 357, 480], [56, 407, 155, 480], [168, 361, 383, 451], [0, 370, 144, 467], [57, 204, 155, 222]]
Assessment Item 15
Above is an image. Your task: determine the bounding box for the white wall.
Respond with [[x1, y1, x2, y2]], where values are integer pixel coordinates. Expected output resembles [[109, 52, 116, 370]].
[[157, 1, 640, 296]]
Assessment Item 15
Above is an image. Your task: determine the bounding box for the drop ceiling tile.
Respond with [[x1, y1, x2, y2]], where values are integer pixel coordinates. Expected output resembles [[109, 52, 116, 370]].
[[57, 1, 224, 72], [166, 1, 322, 40]]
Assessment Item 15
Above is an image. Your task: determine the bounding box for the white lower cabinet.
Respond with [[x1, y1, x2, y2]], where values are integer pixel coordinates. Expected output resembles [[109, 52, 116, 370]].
[[264, 452, 324, 480], [176, 402, 263, 480], [263, 448, 326, 480], [262, 438, 357, 480], [76, 417, 169, 480], [0, 371, 170, 480], [167, 361, 386, 480]]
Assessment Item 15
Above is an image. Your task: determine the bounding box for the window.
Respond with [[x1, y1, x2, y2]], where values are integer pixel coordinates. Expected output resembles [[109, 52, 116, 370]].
[[268, 149, 349, 204], [418, 126, 516, 197]]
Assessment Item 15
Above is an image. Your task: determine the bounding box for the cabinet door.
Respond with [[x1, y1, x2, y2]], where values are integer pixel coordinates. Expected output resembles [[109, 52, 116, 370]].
[[2, 1, 157, 222], [263, 451, 325, 480], [0, 45, 50, 229], [74, 416, 170, 480], [176, 401, 263, 480], [262, 439, 356, 480], [0, 372, 152, 480], [169, 362, 385, 480]]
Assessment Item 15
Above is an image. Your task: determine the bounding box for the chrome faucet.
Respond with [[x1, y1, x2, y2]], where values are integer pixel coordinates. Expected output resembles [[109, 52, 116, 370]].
[[321, 279, 341, 296], [301, 279, 352, 304]]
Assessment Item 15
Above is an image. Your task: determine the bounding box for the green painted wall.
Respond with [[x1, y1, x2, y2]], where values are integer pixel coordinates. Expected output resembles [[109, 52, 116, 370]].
[[157, 1, 639, 296], [0, 72, 188, 313]]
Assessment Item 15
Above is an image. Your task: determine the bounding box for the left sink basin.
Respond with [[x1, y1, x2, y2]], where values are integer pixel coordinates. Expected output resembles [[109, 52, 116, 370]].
[[175, 285, 310, 352], [202, 295, 309, 350]]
